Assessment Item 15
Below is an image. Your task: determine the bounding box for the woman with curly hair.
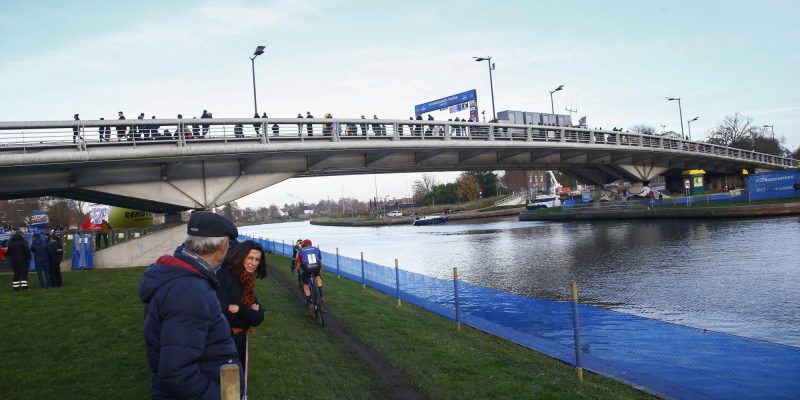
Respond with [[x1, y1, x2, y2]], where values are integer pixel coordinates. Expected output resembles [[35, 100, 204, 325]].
[[215, 240, 267, 372]]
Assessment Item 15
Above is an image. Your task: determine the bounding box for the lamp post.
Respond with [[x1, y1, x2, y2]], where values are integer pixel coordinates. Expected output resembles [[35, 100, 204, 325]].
[[687, 116, 699, 141], [473, 56, 496, 120], [666, 97, 685, 140], [763, 124, 775, 140], [549, 85, 564, 115], [250, 45, 266, 115]]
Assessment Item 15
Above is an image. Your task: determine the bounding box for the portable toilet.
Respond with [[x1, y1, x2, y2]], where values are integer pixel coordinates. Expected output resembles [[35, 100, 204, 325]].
[[682, 169, 706, 195]]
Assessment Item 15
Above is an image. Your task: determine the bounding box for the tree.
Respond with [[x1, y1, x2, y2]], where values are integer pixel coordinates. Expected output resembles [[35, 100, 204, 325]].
[[465, 170, 500, 197], [222, 201, 241, 222], [630, 124, 655, 135], [706, 113, 760, 149], [793, 146, 800, 160], [752, 134, 782, 156], [46, 199, 80, 229], [455, 174, 481, 201], [412, 173, 437, 203]]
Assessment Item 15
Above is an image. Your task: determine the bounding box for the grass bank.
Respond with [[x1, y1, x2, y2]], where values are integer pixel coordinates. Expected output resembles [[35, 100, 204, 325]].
[[0, 256, 652, 399]]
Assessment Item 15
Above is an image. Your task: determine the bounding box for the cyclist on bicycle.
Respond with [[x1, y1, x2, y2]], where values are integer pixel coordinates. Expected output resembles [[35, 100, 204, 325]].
[[295, 239, 325, 313]]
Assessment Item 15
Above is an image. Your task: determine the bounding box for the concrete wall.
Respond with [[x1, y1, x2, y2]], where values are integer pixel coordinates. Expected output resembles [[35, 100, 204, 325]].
[[61, 223, 187, 270]]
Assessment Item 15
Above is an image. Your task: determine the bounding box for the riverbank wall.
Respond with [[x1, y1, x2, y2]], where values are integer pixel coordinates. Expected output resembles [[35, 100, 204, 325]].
[[311, 207, 525, 227], [520, 202, 800, 221]]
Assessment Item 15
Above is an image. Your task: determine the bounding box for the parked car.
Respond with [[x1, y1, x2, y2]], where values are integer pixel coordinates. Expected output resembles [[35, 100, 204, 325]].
[[387, 210, 403, 217]]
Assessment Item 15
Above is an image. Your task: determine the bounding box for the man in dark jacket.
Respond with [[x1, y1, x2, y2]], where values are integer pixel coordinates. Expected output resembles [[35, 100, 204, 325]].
[[8, 230, 31, 291], [139, 211, 242, 399]]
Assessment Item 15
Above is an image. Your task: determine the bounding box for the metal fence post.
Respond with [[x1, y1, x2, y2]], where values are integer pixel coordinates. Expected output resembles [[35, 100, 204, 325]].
[[361, 251, 365, 288], [282, 240, 285, 256], [395, 259, 401, 306], [336, 247, 340, 277], [453, 267, 461, 331], [571, 281, 584, 381]]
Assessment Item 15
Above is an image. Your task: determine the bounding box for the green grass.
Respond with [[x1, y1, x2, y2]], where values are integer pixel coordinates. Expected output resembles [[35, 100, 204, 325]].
[[0, 257, 653, 399]]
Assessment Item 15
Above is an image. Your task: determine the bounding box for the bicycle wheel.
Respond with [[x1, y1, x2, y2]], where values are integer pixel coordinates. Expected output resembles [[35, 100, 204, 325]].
[[313, 284, 325, 328]]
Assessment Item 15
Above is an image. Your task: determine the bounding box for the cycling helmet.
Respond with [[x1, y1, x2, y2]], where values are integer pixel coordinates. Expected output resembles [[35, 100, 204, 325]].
[[302, 239, 312, 247], [295, 239, 303, 245]]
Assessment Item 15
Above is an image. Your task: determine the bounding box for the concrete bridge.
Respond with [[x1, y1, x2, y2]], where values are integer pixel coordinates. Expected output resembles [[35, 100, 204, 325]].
[[0, 118, 794, 212]]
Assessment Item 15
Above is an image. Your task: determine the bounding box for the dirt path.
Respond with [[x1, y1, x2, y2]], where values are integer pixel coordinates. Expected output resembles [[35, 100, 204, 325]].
[[267, 264, 426, 400]]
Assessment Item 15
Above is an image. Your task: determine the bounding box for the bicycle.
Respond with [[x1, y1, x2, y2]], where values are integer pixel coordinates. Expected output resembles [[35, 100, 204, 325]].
[[306, 269, 324, 327]]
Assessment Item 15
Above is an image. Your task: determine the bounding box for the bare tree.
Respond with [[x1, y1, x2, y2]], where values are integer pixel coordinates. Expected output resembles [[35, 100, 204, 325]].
[[630, 124, 656, 135], [412, 173, 438, 202], [706, 113, 760, 148]]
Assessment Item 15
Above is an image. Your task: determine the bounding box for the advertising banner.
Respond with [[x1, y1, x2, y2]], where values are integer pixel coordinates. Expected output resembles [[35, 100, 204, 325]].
[[747, 170, 800, 200], [414, 89, 477, 116]]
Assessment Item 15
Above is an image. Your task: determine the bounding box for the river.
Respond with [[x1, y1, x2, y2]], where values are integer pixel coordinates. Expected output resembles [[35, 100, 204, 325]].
[[240, 215, 800, 347]]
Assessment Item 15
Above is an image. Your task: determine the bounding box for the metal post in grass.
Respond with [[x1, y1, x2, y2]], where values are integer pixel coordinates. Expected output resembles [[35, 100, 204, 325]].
[[336, 247, 340, 277], [220, 364, 240, 400], [453, 267, 461, 332], [570, 281, 584, 382], [361, 251, 366, 288], [282, 240, 285, 256], [395, 259, 401, 306]]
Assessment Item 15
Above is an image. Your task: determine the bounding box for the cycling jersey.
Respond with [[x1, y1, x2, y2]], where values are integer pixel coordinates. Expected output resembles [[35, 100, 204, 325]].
[[297, 246, 322, 272]]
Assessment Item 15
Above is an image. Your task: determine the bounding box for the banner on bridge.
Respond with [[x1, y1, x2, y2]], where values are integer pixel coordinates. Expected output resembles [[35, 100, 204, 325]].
[[414, 89, 477, 120]]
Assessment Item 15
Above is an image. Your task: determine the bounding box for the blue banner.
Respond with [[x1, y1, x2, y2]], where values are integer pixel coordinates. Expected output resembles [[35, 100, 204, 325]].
[[415, 89, 477, 116], [746, 170, 800, 200]]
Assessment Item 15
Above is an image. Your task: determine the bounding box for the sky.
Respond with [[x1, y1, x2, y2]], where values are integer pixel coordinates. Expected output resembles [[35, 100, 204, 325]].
[[1, 0, 798, 209]]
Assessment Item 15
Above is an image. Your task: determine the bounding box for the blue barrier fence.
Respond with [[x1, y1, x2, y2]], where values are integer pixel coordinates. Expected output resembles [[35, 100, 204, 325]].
[[244, 235, 800, 400]]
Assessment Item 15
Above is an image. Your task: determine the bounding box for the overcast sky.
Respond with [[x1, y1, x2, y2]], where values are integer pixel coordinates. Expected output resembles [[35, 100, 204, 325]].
[[2, 0, 798, 209]]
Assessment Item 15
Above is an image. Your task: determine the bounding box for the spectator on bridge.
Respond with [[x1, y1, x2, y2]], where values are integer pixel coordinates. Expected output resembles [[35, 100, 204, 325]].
[[200, 110, 211, 137], [135, 113, 145, 141], [296, 113, 303, 136], [191, 117, 200, 139], [253, 112, 261, 137], [372, 115, 385, 136], [415, 114, 423, 135], [116, 111, 127, 141], [98, 117, 110, 142], [47, 234, 64, 288], [31, 233, 50, 289], [360, 115, 368, 135], [272, 123, 279, 136], [73, 114, 81, 143], [139, 211, 242, 399], [305, 111, 314, 136], [234, 123, 244, 138], [323, 112, 333, 136], [150, 116, 160, 140]]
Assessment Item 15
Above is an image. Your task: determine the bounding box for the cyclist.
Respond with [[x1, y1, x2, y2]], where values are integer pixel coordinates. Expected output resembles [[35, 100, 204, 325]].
[[295, 239, 325, 314], [291, 239, 303, 290]]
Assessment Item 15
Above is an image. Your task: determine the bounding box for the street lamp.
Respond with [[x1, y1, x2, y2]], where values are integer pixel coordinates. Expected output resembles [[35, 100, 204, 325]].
[[763, 124, 775, 140], [250, 45, 266, 115], [549, 85, 564, 115], [473, 56, 496, 120], [666, 97, 685, 140], [687, 116, 699, 141]]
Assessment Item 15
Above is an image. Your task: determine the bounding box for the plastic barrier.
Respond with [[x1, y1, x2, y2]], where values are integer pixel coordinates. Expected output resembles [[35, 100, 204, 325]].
[[245, 235, 800, 400], [70, 232, 94, 270]]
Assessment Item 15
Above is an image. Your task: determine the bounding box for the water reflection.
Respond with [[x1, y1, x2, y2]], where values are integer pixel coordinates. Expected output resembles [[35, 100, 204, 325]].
[[241, 216, 800, 347]]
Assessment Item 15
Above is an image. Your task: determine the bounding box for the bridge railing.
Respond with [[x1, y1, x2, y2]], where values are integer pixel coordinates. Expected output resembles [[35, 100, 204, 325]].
[[0, 118, 794, 168]]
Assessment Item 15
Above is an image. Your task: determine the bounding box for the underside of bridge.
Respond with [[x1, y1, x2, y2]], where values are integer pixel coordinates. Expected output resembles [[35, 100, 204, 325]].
[[0, 140, 772, 211]]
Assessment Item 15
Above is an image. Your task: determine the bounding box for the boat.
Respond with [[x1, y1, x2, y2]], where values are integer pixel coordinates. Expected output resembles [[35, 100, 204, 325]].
[[526, 170, 563, 210], [412, 215, 448, 226], [526, 194, 562, 210]]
